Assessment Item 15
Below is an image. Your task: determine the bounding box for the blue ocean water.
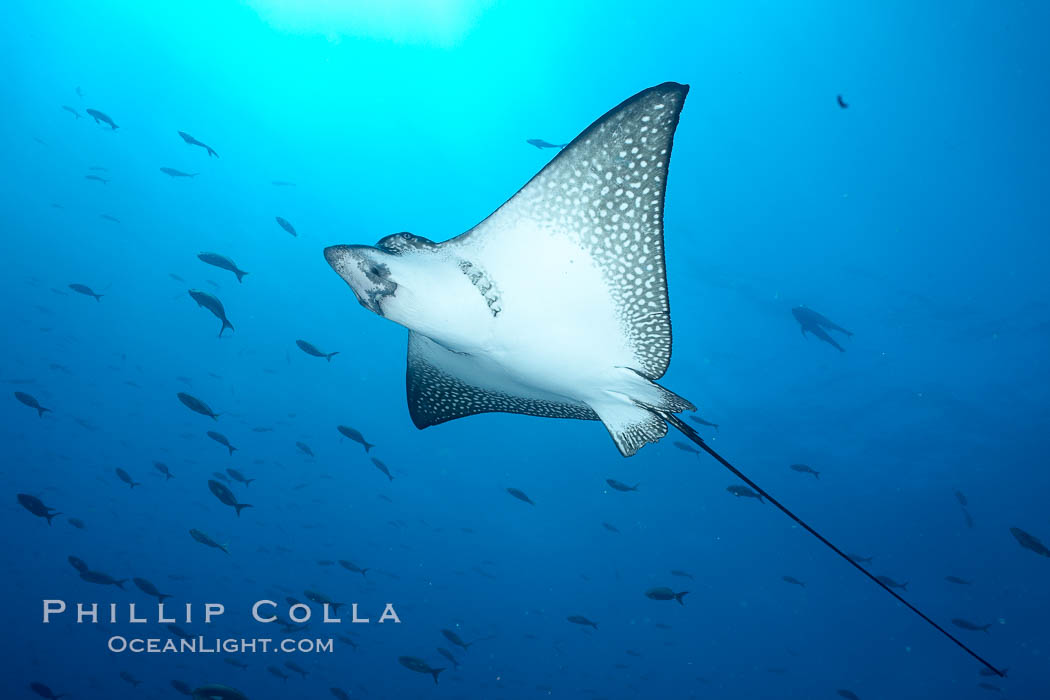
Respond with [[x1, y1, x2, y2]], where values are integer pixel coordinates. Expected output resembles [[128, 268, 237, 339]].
[[3, 1, 1049, 698]]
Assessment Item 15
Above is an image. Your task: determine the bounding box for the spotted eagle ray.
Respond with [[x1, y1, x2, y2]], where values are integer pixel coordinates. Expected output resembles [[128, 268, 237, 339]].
[[323, 82, 1002, 676]]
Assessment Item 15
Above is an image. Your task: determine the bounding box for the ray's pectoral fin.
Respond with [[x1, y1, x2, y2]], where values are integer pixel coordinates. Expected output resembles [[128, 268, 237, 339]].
[[454, 82, 689, 382], [405, 332, 599, 429], [405, 333, 692, 459], [406, 333, 693, 457]]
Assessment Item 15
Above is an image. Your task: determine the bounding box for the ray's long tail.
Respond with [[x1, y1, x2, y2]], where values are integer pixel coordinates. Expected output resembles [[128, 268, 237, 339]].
[[660, 411, 1005, 678]]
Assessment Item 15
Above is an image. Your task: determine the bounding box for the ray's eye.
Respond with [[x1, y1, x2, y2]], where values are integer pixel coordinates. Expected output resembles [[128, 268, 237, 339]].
[[376, 232, 436, 255]]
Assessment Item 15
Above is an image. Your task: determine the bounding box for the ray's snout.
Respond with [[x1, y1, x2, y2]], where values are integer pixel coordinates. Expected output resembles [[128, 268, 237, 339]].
[[324, 244, 397, 316], [323, 244, 365, 276]]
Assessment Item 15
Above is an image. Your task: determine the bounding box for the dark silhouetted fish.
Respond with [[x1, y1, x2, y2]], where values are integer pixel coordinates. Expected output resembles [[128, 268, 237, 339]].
[[606, 479, 638, 492], [330, 688, 351, 700], [791, 306, 852, 352], [688, 414, 719, 430], [188, 290, 234, 336], [80, 570, 127, 588], [153, 461, 174, 480], [670, 569, 693, 579], [874, 575, 907, 590], [339, 560, 369, 577], [15, 391, 51, 416], [267, 665, 289, 681], [441, 628, 470, 650], [371, 457, 394, 481], [673, 441, 699, 456], [962, 507, 974, 528], [226, 468, 254, 486], [177, 131, 218, 157], [952, 618, 991, 633], [198, 252, 248, 283], [160, 167, 197, 178], [67, 517, 85, 529], [18, 494, 60, 524], [836, 95, 849, 109], [133, 577, 172, 602], [567, 615, 598, 629], [171, 680, 193, 695], [178, 392, 219, 419], [115, 468, 141, 488], [86, 108, 118, 129], [789, 463, 820, 479], [296, 339, 339, 361], [727, 485, 763, 502], [207, 431, 237, 456], [100, 214, 120, 223], [847, 552, 873, 564], [73, 417, 97, 431], [945, 576, 971, 585], [30, 682, 66, 699], [190, 528, 229, 554], [337, 425, 374, 452], [398, 656, 444, 684], [526, 138, 566, 149], [275, 216, 297, 237], [645, 587, 688, 605], [304, 589, 343, 613], [782, 575, 806, 588], [955, 489, 968, 506], [506, 487, 534, 505], [296, 441, 314, 457], [69, 283, 103, 301], [1010, 526, 1050, 557], [61, 105, 80, 119], [602, 522, 620, 533], [836, 691, 858, 700], [208, 479, 251, 516], [68, 558, 90, 575], [436, 647, 460, 669]]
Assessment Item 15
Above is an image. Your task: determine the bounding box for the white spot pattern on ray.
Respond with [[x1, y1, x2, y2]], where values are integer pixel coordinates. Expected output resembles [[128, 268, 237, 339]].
[[407, 332, 598, 428], [462, 83, 687, 379]]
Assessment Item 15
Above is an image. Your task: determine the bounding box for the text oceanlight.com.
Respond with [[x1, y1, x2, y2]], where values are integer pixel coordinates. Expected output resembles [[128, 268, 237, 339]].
[[107, 636, 334, 654]]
